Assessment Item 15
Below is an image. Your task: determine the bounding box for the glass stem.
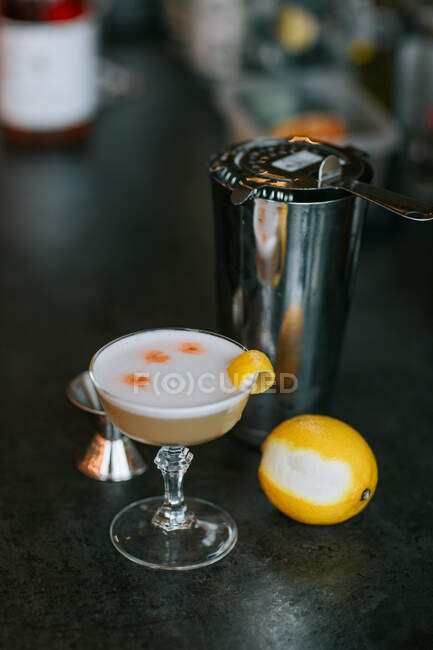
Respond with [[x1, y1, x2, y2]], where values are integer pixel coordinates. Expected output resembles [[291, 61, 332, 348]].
[[152, 445, 195, 532]]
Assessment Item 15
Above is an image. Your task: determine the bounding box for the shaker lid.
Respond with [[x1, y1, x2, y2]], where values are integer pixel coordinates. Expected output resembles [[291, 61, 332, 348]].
[[209, 137, 372, 203]]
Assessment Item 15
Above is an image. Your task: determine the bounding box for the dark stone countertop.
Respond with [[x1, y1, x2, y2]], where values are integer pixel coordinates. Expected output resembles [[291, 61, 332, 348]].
[[1, 44, 432, 650]]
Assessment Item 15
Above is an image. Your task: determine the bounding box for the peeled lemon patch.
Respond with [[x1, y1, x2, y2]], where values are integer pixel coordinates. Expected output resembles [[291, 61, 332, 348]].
[[262, 441, 352, 505], [259, 415, 378, 525]]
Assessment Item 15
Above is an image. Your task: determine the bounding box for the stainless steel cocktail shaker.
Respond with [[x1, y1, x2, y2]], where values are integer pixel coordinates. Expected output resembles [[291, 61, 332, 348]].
[[210, 138, 372, 447], [210, 137, 432, 446]]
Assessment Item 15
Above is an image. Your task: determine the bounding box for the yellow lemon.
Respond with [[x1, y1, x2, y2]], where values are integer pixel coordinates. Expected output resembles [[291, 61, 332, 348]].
[[277, 6, 319, 54], [227, 350, 275, 395], [259, 415, 378, 525]]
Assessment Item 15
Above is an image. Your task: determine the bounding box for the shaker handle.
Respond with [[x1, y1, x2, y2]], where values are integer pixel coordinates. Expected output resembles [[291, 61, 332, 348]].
[[348, 181, 433, 222]]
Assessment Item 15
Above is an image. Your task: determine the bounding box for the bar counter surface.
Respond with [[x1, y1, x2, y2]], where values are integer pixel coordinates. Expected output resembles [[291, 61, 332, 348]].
[[1, 44, 432, 650]]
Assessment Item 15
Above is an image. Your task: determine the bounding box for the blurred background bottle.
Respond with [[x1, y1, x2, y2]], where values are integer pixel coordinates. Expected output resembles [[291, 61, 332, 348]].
[[333, 0, 401, 109], [162, 0, 247, 82], [0, 0, 98, 145], [395, 4, 433, 182]]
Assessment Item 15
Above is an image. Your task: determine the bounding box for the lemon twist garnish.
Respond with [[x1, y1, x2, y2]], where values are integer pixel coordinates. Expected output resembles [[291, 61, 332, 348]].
[[227, 350, 275, 395]]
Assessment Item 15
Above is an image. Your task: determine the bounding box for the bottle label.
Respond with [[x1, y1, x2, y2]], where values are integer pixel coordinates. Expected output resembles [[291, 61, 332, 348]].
[[0, 16, 98, 131]]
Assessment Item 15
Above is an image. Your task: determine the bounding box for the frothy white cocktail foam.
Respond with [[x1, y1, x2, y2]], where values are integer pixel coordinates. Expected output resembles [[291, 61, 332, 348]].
[[91, 330, 247, 417]]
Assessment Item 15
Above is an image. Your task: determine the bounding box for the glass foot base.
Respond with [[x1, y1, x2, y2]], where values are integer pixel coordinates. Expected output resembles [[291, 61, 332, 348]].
[[110, 497, 238, 570]]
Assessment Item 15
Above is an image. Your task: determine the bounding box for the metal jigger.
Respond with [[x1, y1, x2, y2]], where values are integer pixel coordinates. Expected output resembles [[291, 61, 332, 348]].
[[67, 371, 147, 481]]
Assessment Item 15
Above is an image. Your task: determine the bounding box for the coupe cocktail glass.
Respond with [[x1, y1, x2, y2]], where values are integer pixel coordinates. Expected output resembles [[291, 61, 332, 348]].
[[89, 328, 252, 570]]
